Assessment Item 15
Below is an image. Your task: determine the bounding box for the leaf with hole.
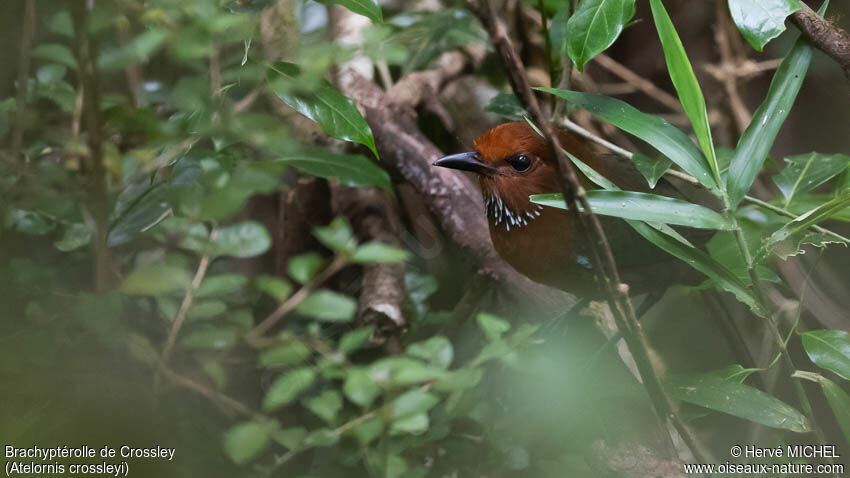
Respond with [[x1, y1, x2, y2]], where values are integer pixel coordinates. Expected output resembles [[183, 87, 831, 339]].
[[772, 152, 849, 206]]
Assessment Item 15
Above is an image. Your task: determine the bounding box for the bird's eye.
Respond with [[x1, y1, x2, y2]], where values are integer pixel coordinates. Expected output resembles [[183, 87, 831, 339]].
[[507, 154, 532, 172]]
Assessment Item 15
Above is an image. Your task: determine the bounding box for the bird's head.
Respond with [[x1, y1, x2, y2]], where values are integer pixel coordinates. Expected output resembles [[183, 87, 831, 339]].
[[433, 122, 559, 230]]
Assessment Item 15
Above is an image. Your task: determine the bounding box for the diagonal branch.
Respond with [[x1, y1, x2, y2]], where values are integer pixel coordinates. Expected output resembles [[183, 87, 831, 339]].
[[789, 1, 850, 73]]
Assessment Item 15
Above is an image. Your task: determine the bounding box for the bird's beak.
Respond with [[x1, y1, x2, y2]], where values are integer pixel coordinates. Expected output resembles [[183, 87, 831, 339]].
[[433, 152, 497, 176]]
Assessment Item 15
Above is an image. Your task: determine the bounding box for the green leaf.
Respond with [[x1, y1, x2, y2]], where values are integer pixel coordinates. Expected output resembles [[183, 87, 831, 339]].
[[485, 93, 526, 121], [728, 0, 802, 51], [32, 43, 77, 69], [726, 1, 827, 206], [565, 0, 636, 71], [268, 62, 378, 157], [391, 389, 440, 420], [255, 275, 293, 301], [761, 194, 850, 259], [303, 428, 339, 447], [296, 290, 357, 322], [532, 190, 732, 230], [54, 223, 91, 251], [800, 374, 850, 444], [667, 374, 809, 432], [339, 326, 375, 354], [628, 220, 762, 314], [211, 221, 271, 258], [649, 0, 718, 182], [407, 336, 453, 369], [272, 427, 307, 450], [318, 0, 382, 23], [288, 253, 326, 284], [263, 367, 317, 411], [186, 300, 227, 320], [259, 342, 312, 368], [305, 390, 343, 423], [120, 263, 191, 295], [351, 242, 409, 263], [632, 152, 672, 189], [275, 148, 390, 190], [223, 421, 272, 464], [196, 274, 248, 298], [535, 88, 716, 189], [772, 152, 849, 206], [477, 313, 510, 342], [181, 326, 239, 350], [802, 330, 850, 380], [314, 217, 356, 252], [344, 368, 381, 407], [98, 29, 168, 71]]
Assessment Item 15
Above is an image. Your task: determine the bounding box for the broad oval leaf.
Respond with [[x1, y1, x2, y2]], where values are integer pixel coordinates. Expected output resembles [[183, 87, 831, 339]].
[[275, 148, 390, 190], [120, 263, 191, 295], [728, 0, 802, 51], [565, 0, 636, 71], [649, 0, 718, 182], [296, 290, 357, 322], [268, 62, 378, 158], [726, 0, 829, 206], [212, 221, 272, 258], [535, 88, 716, 190], [531, 190, 732, 230], [667, 374, 809, 432], [223, 421, 272, 464], [772, 152, 850, 206], [263, 367, 317, 411], [351, 241, 410, 263], [318, 0, 383, 23], [802, 330, 850, 380]]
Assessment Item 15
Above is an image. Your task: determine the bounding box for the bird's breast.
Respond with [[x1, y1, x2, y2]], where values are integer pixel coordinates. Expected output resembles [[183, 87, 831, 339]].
[[487, 203, 600, 296]]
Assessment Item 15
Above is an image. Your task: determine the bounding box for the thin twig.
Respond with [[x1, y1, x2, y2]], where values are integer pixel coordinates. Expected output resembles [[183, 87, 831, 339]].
[[248, 256, 347, 338], [11, 0, 35, 161], [594, 54, 683, 112], [160, 229, 217, 368], [160, 366, 265, 420]]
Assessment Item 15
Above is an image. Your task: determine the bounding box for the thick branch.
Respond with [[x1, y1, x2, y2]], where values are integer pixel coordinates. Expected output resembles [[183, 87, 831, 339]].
[[790, 2, 850, 73]]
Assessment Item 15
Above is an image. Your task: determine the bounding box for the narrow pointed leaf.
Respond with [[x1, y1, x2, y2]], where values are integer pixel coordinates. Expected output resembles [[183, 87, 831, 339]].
[[772, 152, 849, 206], [816, 376, 850, 443], [726, 0, 829, 206], [535, 88, 716, 189], [633, 152, 673, 189], [275, 148, 390, 190], [667, 374, 809, 432], [268, 62, 378, 158], [802, 330, 850, 380], [565, 0, 636, 71], [649, 0, 718, 181], [728, 0, 802, 51], [532, 190, 731, 230]]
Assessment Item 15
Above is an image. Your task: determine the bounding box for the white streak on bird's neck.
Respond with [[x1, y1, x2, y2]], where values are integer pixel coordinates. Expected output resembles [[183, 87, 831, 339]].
[[483, 193, 543, 231]]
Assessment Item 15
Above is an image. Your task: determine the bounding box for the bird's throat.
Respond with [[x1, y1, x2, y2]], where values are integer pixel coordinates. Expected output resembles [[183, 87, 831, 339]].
[[483, 193, 543, 231]]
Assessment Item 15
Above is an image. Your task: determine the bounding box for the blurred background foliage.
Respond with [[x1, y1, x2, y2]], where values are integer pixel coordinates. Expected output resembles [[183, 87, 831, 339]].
[[1, 0, 850, 477]]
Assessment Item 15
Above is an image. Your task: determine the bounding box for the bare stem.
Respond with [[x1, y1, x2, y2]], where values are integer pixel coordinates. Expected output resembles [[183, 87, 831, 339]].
[[11, 0, 35, 161]]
